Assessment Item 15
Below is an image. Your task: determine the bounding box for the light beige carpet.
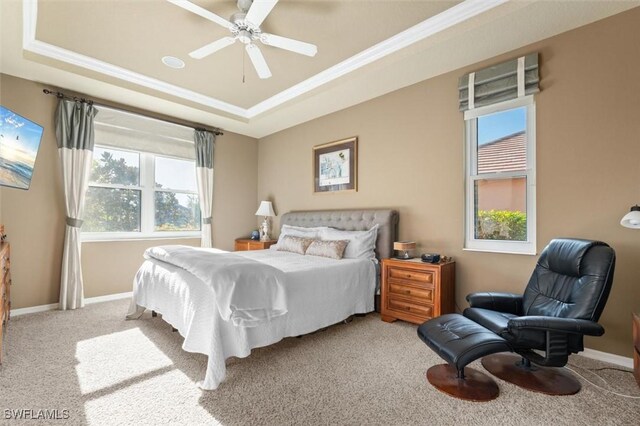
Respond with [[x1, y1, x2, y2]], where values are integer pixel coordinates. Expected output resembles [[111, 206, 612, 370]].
[[1, 299, 638, 425]]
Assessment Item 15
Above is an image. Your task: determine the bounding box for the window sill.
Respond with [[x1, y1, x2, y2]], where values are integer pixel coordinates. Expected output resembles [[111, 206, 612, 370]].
[[82, 232, 201, 243], [463, 247, 537, 256]]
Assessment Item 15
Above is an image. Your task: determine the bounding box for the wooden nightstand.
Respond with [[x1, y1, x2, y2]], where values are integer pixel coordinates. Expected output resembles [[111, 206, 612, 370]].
[[234, 238, 277, 251], [380, 258, 455, 325]]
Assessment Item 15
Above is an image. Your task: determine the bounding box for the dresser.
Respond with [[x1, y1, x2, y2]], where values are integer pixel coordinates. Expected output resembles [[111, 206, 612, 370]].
[[0, 225, 11, 364], [234, 238, 277, 251], [633, 313, 640, 387], [380, 258, 455, 325]]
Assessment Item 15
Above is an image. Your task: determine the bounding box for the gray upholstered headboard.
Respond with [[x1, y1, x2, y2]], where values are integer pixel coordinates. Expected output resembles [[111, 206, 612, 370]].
[[280, 209, 399, 260]]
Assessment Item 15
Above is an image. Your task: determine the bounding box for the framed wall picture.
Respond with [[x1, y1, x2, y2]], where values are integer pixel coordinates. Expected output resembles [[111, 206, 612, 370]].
[[313, 136, 357, 193]]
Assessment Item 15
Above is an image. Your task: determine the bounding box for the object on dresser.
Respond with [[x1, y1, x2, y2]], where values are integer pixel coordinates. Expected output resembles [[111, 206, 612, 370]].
[[421, 253, 441, 263], [250, 230, 260, 241], [393, 241, 416, 259]]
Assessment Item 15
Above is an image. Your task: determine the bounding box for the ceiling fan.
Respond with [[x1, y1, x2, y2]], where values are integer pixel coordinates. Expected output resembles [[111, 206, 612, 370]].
[[168, 0, 318, 79]]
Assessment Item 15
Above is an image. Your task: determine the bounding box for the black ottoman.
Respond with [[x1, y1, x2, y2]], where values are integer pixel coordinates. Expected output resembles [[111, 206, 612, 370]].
[[417, 313, 511, 401]]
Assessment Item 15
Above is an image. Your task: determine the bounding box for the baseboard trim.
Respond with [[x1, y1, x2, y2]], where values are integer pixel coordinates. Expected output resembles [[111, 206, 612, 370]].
[[10, 303, 59, 316], [10, 292, 132, 317], [580, 348, 634, 369], [84, 291, 132, 305]]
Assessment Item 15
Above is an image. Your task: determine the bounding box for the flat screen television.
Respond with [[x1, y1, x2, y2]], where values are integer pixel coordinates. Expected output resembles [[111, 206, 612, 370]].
[[0, 105, 44, 190]]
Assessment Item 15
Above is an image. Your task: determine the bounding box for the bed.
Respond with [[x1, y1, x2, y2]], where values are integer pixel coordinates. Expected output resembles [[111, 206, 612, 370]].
[[126, 209, 399, 389]]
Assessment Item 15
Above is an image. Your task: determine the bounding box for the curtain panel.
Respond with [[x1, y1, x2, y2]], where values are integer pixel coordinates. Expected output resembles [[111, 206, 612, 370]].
[[458, 53, 539, 111], [194, 130, 216, 248], [55, 99, 98, 310]]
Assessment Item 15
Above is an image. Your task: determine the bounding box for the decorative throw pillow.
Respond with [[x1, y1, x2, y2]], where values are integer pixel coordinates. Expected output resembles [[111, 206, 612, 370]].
[[276, 235, 315, 255], [305, 239, 349, 260], [320, 224, 379, 259]]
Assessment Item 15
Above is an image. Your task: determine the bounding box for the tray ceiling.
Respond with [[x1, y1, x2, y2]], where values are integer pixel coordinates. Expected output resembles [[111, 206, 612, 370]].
[[2, 1, 639, 137]]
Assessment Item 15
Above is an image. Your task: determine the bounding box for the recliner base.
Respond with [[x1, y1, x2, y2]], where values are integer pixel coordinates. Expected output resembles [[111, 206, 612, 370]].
[[482, 353, 581, 395], [427, 364, 499, 402]]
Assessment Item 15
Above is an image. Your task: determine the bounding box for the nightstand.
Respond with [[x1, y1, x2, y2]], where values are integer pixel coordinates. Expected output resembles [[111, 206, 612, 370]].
[[380, 258, 455, 325], [234, 238, 277, 251]]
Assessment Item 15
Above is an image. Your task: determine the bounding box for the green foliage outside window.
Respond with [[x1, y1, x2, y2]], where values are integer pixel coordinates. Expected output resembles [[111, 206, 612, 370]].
[[84, 150, 200, 233], [475, 209, 527, 241]]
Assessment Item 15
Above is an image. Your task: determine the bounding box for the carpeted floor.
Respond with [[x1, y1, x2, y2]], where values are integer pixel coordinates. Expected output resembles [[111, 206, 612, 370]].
[[1, 299, 638, 425]]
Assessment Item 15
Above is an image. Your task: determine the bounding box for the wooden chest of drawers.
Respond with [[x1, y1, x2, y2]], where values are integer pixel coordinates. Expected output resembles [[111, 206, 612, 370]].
[[380, 258, 455, 325], [234, 238, 277, 251], [0, 225, 10, 364], [633, 313, 640, 387]]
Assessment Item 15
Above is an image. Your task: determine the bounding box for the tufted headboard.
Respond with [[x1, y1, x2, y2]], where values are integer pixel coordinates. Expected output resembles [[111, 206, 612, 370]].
[[280, 209, 399, 260]]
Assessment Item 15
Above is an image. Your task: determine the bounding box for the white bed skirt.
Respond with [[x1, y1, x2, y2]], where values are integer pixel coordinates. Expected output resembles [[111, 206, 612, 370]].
[[127, 250, 375, 389]]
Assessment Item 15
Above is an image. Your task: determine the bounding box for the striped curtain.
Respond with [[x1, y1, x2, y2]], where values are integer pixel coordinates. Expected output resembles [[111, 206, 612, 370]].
[[55, 99, 97, 310], [194, 130, 216, 248]]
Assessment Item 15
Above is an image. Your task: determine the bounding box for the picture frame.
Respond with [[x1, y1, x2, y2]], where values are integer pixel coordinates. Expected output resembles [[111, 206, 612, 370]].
[[313, 136, 357, 193]]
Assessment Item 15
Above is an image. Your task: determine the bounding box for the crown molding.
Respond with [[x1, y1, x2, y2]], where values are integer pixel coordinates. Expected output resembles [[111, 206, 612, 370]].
[[23, 0, 507, 120]]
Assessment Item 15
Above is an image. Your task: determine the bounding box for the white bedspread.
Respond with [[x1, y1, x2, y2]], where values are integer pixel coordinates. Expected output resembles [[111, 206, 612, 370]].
[[126, 248, 376, 390], [144, 246, 287, 327]]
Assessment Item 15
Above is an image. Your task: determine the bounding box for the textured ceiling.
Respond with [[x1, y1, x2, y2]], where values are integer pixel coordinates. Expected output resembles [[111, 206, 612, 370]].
[[1, 1, 639, 138]]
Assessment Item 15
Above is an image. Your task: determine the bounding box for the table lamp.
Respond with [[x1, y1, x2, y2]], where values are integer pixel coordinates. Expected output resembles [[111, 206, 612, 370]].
[[394, 241, 416, 259], [255, 201, 276, 241]]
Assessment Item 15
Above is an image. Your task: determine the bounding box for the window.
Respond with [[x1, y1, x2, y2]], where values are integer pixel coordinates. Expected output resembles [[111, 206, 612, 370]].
[[464, 96, 536, 254], [83, 146, 200, 240]]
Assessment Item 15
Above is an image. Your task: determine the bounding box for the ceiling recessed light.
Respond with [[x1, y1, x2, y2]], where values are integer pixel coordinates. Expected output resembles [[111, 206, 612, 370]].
[[162, 56, 185, 69]]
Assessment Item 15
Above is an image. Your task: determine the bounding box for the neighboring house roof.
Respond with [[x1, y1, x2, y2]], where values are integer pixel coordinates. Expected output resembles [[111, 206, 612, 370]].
[[477, 131, 526, 174]]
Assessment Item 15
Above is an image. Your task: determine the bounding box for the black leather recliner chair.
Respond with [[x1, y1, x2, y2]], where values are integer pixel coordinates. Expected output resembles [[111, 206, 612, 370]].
[[464, 238, 616, 394]]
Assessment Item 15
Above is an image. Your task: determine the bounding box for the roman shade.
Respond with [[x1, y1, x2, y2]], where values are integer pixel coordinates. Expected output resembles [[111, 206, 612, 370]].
[[94, 106, 195, 159], [458, 53, 539, 111]]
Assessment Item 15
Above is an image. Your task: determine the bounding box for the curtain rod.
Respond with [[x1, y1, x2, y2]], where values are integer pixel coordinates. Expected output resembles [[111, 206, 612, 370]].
[[42, 89, 224, 136]]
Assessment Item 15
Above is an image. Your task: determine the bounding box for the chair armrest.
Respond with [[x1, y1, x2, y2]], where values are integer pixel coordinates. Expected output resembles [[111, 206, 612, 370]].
[[508, 316, 605, 336], [466, 292, 523, 314]]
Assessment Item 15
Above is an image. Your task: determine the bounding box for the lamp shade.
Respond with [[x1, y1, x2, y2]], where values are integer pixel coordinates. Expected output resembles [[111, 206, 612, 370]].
[[255, 201, 276, 217], [621, 205, 640, 229], [393, 241, 416, 251]]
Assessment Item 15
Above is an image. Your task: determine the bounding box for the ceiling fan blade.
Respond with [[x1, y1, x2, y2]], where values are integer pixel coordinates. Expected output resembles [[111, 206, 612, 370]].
[[167, 0, 233, 30], [189, 37, 237, 59], [260, 33, 317, 57], [245, 44, 272, 79], [245, 0, 278, 28]]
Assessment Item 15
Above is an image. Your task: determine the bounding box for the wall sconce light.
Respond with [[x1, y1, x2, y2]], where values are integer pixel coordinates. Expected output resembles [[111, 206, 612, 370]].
[[620, 205, 640, 229]]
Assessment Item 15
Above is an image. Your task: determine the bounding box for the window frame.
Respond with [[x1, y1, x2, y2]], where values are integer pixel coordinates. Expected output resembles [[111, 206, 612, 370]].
[[82, 145, 201, 242], [463, 96, 536, 255]]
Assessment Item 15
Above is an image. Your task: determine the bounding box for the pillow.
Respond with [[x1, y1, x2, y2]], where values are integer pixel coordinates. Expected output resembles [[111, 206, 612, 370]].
[[276, 235, 315, 255], [278, 224, 328, 241], [305, 239, 349, 260], [320, 224, 379, 259]]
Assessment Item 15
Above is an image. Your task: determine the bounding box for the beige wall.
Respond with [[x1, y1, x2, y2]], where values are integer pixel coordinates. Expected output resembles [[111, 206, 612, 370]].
[[0, 73, 259, 307], [258, 8, 640, 357]]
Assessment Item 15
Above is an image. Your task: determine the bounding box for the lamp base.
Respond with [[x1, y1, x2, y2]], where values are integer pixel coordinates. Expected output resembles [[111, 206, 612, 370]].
[[394, 250, 413, 260], [260, 217, 271, 241]]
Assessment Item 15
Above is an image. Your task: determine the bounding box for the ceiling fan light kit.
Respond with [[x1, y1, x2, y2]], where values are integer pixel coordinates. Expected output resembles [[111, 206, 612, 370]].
[[168, 0, 317, 79]]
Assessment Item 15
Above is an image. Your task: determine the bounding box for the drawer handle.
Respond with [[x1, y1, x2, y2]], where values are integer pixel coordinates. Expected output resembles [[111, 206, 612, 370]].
[[404, 290, 411, 295]]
